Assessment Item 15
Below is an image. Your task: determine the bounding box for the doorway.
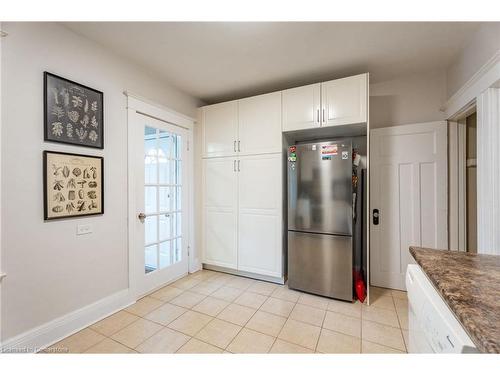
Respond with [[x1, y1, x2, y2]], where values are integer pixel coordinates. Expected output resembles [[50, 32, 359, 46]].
[[448, 110, 477, 253], [129, 110, 190, 298]]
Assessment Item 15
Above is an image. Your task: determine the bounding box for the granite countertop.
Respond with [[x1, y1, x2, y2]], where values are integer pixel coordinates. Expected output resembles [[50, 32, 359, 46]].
[[409, 246, 500, 353]]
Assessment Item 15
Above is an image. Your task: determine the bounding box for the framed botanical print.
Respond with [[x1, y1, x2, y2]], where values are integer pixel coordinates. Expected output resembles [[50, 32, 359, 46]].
[[44, 72, 104, 149], [43, 151, 104, 220]]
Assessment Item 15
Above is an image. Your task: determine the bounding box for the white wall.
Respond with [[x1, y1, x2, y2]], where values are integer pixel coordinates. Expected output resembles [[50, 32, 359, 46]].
[[370, 69, 447, 129], [446, 23, 500, 99], [0, 22, 201, 341]]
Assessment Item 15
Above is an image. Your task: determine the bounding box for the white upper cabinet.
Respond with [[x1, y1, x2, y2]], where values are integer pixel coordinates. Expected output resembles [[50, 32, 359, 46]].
[[282, 83, 321, 132], [202, 101, 238, 157], [321, 73, 368, 127], [238, 92, 282, 155]]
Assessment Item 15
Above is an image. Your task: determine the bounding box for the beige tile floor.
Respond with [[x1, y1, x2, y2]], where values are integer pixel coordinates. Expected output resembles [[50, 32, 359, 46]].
[[44, 270, 409, 354]]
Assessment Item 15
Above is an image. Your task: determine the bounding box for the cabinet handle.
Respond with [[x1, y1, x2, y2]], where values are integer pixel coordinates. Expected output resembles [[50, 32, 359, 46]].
[[238, 140, 241, 152], [233, 160, 237, 172], [238, 160, 240, 172], [316, 109, 320, 124], [234, 140, 237, 152], [322, 108, 325, 124]]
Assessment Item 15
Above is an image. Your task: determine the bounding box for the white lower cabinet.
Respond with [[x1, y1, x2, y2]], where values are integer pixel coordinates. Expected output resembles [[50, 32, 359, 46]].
[[238, 154, 282, 277], [202, 153, 283, 280], [203, 157, 238, 269]]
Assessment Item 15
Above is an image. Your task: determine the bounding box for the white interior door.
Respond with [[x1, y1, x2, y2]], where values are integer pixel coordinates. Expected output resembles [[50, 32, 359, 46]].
[[131, 113, 189, 296], [370, 121, 447, 290]]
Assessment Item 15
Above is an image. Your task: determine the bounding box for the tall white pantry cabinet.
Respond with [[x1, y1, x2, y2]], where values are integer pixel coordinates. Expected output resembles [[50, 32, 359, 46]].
[[201, 73, 368, 283], [201, 91, 284, 281]]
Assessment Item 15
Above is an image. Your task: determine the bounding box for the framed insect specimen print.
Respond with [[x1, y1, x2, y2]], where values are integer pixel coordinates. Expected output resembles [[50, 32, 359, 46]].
[[43, 151, 104, 220], [44, 72, 104, 149]]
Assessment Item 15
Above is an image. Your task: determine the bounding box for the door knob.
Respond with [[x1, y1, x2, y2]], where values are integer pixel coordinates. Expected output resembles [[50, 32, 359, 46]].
[[138, 213, 147, 222]]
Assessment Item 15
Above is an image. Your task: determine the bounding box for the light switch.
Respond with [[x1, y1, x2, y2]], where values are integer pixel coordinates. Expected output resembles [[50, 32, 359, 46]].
[[77, 224, 93, 235]]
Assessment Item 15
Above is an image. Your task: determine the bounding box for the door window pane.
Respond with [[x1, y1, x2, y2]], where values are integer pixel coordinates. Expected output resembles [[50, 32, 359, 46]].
[[145, 186, 157, 214], [145, 244, 158, 273], [159, 187, 171, 212], [174, 238, 182, 263], [159, 214, 172, 241], [159, 241, 171, 269], [159, 131, 172, 159], [159, 157, 170, 184], [145, 215, 158, 245], [144, 127, 158, 184], [174, 135, 182, 160], [176, 186, 182, 211], [176, 213, 182, 236], [175, 160, 182, 185]]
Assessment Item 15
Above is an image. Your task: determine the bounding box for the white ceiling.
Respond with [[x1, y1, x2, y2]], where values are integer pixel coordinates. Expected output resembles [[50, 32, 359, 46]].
[[63, 22, 481, 104]]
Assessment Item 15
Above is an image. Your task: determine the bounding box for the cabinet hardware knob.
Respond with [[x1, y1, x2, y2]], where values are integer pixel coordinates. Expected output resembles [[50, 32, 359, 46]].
[[138, 212, 147, 222]]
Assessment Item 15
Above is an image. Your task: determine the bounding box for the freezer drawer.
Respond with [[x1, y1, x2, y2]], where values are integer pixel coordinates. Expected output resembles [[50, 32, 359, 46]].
[[288, 231, 353, 301]]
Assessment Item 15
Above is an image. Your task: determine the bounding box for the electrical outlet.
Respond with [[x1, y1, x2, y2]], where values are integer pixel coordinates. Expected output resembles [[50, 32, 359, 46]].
[[77, 224, 93, 235]]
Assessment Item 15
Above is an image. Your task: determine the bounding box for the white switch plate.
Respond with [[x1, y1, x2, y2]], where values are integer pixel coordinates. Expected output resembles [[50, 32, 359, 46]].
[[77, 224, 92, 235]]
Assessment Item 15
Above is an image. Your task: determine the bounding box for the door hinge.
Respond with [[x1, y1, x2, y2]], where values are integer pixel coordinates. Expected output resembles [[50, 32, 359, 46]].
[[187, 140, 190, 151], [187, 245, 190, 256]]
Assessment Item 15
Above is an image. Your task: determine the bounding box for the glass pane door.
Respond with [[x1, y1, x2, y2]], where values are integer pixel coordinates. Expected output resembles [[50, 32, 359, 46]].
[[144, 126, 183, 274]]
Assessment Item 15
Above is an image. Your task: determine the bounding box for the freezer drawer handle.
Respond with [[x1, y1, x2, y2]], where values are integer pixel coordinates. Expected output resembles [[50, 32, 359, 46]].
[[373, 209, 380, 225]]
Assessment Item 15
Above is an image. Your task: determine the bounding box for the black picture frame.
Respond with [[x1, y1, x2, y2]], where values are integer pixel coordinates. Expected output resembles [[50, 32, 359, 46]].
[[44, 72, 104, 149], [43, 150, 104, 220]]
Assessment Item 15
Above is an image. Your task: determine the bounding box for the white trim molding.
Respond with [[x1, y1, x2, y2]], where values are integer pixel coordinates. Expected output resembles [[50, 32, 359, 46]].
[[442, 50, 500, 119], [0, 289, 133, 353], [477, 88, 500, 255], [448, 120, 467, 251], [124, 91, 196, 130]]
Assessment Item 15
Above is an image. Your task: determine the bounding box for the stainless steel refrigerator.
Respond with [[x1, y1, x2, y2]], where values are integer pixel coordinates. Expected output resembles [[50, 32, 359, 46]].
[[287, 139, 353, 301]]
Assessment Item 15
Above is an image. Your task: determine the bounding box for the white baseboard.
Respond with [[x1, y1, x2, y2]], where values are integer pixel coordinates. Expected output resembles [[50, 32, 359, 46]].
[[0, 289, 134, 353]]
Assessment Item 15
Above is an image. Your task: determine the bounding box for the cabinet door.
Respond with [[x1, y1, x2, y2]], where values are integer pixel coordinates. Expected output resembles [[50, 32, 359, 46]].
[[282, 83, 321, 132], [203, 157, 238, 268], [237, 154, 282, 277], [321, 73, 367, 127], [202, 101, 238, 157], [238, 92, 282, 155]]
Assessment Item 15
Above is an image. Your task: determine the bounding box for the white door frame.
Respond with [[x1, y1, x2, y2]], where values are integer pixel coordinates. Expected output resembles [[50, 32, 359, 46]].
[[448, 119, 467, 251], [443, 51, 500, 254], [126, 92, 197, 300], [0, 24, 6, 346]]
